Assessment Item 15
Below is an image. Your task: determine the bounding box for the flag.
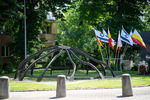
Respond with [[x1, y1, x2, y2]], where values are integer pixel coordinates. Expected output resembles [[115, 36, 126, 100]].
[[131, 29, 147, 49], [96, 35, 104, 48], [108, 28, 114, 50], [94, 27, 108, 43], [129, 28, 133, 36], [102, 28, 116, 45], [102, 28, 109, 43], [117, 31, 122, 50], [98, 39, 104, 48], [94, 28, 104, 48], [129, 29, 137, 45], [121, 26, 133, 46]]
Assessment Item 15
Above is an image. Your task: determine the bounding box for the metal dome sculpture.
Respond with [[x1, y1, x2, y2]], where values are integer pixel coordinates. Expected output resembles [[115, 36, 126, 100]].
[[14, 45, 115, 81]]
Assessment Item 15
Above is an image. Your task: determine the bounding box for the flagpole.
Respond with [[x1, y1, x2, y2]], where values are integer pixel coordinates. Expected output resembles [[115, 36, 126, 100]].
[[108, 27, 111, 67], [123, 43, 128, 58], [116, 50, 120, 71], [114, 48, 118, 70], [115, 30, 120, 70], [108, 45, 110, 67], [105, 43, 109, 65], [123, 44, 128, 57], [94, 33, 105, 63], [24, 0, 27, 69], [98, 43, 105, 63]]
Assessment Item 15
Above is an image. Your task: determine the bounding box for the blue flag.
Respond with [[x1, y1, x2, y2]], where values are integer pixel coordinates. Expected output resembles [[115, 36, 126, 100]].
[[121, 26, 133, 46], [94, 27, 108, 42]]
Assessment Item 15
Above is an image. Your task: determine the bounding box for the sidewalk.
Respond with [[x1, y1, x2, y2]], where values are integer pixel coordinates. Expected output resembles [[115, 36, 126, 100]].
[[7, 86, 150, 100]]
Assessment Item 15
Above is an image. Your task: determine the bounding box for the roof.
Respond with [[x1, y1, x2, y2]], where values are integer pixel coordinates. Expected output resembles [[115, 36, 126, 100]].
[[47, 12, 56, 21]]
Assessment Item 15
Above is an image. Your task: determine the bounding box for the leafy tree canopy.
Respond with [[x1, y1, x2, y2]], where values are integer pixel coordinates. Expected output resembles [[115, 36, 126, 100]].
[[143, 4, 150, 30], [0, 0, 72, 61], [58, 0, 149, 59], [78, 0, 148, 33], [57, 5, 103, 60]]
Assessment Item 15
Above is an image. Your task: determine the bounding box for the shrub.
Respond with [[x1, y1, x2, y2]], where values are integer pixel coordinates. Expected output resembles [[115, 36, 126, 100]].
[[9, 57, 20, 69], [0, 57, 3, 74], [132, 65, 138, 71], [4, 62, 14, 74], [110, 63, 115, 71], [121, 63, 125, 71]]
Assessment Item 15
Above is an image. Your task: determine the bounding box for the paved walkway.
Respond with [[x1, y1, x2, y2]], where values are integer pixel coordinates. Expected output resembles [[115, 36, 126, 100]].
[[6, 86, 150, 100]]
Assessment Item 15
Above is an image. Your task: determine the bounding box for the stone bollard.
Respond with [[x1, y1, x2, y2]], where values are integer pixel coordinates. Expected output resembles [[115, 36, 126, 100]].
[[122, 74, 133, 96], [56, 75, 66, 98], [0, 76, 9, 99]]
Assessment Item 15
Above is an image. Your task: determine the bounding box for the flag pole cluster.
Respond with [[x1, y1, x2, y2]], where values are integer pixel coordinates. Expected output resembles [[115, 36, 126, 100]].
[[94, 27, 116, 49], [94, 26, 147, 50]]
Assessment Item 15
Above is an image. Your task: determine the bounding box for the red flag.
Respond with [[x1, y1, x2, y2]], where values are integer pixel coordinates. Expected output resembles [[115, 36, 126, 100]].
[[108, 28, 114, 50], [131, 29, 147, 49]]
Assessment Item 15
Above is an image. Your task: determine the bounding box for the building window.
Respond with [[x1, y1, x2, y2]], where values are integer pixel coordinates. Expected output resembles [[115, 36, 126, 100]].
[[1, 46, 9, 57], [47, 26, 50, 34], [0, 26, 6, 34], [42, 26, 51, 34]]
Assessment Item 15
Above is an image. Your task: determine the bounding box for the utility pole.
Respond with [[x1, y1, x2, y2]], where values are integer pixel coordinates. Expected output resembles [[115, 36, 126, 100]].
[[24, 0, 27, 69]]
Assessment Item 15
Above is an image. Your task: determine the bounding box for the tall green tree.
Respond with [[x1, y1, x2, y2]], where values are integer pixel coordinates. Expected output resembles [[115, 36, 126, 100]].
[[58, 8, 90, 49], [0, 0, 23, 34], [57, 6, 104, 60], [76, 0, 148, 58], [0, 0, 72, 62], [78, 0, 148, 32], [143, 4, 150, 30]]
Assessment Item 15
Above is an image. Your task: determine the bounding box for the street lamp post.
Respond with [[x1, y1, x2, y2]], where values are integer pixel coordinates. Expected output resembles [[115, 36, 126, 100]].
[[24, 0, 27, 69]]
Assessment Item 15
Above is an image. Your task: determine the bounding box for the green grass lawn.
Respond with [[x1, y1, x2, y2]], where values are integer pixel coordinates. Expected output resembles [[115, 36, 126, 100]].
[[10, 82, 56, 91], [67, 79, 150, 89], [9, 77, 150, 91], [1, 69, 150, 91]]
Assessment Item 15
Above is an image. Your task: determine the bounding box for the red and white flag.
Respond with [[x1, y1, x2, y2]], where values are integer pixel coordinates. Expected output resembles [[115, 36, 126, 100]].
[[117, 31, 122, 50]]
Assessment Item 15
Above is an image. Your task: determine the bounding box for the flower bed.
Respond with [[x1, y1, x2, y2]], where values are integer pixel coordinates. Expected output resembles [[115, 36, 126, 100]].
[[138, 61, 149, 75]]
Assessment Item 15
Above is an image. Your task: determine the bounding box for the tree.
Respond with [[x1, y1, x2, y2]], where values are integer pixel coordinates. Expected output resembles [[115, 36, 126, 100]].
[[78, 0, 148, 32], [0, 0, 23, 34], [58, 8, 90, 49], [143, 4, 150, 30], [57, 6, 103, 61], [0, 0, 72, 62], [76, 0, 148, 58]]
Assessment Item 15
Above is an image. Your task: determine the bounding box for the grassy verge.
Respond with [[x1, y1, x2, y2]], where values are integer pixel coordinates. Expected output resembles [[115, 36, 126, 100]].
[[9, 77, 150, 91], [10, 82, 56, 91], [1, 70, 150, 91], [67, 79, 150, 89]]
